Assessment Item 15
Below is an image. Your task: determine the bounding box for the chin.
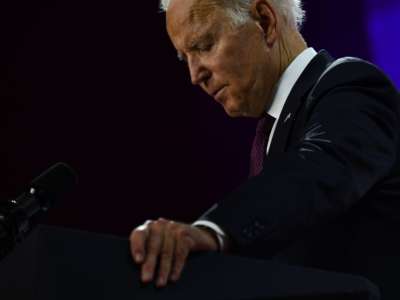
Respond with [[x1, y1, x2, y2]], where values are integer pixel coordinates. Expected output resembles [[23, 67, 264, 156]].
[[223, 99, 242, 117], [223, 103, 240, 118], [226, 111, 241, 118]]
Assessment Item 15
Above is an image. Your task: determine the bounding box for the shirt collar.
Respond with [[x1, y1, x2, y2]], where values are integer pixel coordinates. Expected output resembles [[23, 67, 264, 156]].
[[267, 47, 318, 120]]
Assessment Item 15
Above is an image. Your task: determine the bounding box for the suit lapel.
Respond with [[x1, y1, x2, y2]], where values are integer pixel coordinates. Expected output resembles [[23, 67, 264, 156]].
[[266, 50, 334, 162]]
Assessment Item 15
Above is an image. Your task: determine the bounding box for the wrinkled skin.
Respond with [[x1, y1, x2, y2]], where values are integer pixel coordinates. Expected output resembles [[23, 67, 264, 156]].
[[166, 0, 282, 118], [130, 0, 306, 288]]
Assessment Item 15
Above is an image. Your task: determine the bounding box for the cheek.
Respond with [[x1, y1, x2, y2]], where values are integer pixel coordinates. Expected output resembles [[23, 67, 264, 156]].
[[216, 58, 253, 93], [214, 41, 252, 79], [213, 40, 265, 102]]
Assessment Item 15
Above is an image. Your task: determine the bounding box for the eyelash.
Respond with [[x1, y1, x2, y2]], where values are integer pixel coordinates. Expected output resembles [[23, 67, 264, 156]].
[[197, 43, 213, 52], [177, 42, 214, 63]]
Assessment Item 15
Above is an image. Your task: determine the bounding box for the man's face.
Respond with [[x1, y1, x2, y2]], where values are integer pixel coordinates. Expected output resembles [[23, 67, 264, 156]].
[[166, 0, 280, 118]]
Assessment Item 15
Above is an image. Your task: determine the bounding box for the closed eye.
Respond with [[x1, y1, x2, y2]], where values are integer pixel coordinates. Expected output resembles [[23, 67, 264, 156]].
[[196, 42, 213, 52], [189, 33, 214, 53]]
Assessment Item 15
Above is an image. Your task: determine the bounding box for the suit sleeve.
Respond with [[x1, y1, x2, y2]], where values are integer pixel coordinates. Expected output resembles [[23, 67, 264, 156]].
[[199, 69, 400, 254]]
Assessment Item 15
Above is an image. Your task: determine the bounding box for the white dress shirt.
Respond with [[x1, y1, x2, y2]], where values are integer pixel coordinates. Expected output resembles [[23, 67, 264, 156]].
[[192, 48, 318, 251]]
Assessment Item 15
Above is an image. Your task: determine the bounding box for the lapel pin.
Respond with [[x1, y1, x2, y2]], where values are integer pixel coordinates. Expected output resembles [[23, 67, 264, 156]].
[[284, 113, 292, 123]]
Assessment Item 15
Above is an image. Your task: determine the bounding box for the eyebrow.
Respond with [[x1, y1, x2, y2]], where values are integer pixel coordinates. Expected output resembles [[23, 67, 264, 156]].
[[176, 32, 214, 61], [190, 32, 213, 48]]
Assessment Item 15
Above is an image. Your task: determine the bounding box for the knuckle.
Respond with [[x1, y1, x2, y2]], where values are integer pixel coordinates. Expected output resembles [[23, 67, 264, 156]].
[[166, 220, 178, 231], [176, 246, 188, 258], [161, 248, 172, 259], [149, 221, 163, 234], [144, 253, 156, 265], [133, 220, 153, 237], [161, 254, 171, 262], [129, 232, 143, 249], [175, 250, 184, 260], [129, 230, 137, 241], [147, 235, 161, 251], [156, 218, 168, 227], [160, 252, 172, 267], [173, 262, 184, 277], [138, 219, 153, 231], [175, 227, 188, 238], [131, 226, 144, 236], [148, 239, 161, 252], [161, 245, 172, 256], [160, 240, 174, 257]]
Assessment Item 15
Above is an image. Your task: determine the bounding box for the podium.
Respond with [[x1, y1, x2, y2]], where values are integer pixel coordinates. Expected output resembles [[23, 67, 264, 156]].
[[0, 225, 380, 300]]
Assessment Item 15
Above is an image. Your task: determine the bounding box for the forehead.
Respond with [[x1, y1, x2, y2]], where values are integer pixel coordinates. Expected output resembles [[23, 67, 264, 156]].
[[166, 0, 228, 47]]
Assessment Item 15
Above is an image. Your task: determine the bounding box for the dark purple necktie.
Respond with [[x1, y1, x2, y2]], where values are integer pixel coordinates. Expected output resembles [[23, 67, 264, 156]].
[[249, 113, 275, 178]]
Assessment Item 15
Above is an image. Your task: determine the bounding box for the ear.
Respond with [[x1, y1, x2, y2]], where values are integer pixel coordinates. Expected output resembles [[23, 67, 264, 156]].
[[249, 0, 278, 47]]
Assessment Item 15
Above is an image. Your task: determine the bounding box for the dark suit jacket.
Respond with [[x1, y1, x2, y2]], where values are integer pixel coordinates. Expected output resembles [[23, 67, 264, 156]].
[[199, 50, 400, 298]]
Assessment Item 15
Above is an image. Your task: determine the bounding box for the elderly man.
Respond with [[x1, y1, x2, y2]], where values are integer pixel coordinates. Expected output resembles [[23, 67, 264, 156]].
[[130, 0, 400, 296]]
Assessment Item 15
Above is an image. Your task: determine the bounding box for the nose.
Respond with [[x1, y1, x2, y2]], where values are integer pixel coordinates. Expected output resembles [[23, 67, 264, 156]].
[[187, 55, 210, 86]]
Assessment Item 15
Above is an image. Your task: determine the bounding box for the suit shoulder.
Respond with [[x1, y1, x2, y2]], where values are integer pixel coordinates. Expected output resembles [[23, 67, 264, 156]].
[[305, 56, 399, 116], [310, 56, 397, 99]]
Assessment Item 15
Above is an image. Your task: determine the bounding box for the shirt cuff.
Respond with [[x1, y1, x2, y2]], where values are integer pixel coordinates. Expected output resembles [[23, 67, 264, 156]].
[[192, 220, 226, 252]]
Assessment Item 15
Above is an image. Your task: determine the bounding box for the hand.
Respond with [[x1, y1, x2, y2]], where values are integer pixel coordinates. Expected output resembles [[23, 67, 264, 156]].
[[130, 218, 219, 287]]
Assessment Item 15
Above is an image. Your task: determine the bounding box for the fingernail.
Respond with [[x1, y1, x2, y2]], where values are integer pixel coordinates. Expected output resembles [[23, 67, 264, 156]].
[[142, 271, 152, 282], [135, 253, 143, 262], [171, 274, 178, 282], [157, 278, 165, 287]]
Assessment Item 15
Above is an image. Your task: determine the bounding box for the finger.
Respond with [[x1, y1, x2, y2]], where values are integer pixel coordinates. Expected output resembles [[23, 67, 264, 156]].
[[141, 220, 165, 283], [156, 221, 177, 287], [129, 220, 151, 264], [170, 232, 192, 282]]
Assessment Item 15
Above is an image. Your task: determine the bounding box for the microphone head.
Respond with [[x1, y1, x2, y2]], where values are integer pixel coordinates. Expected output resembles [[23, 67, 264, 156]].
[[30, 162, 78, 208]]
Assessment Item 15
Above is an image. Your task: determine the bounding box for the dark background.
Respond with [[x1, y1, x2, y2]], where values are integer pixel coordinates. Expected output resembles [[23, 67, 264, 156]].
[[0, 0, 398, 237]]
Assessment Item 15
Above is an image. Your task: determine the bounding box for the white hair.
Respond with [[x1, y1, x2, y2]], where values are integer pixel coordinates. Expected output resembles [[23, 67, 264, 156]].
[[160, 0, 305, 30]]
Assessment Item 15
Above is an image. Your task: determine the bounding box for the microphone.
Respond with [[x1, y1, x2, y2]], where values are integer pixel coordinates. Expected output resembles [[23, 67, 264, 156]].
[[0, 162, 78, 260]]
